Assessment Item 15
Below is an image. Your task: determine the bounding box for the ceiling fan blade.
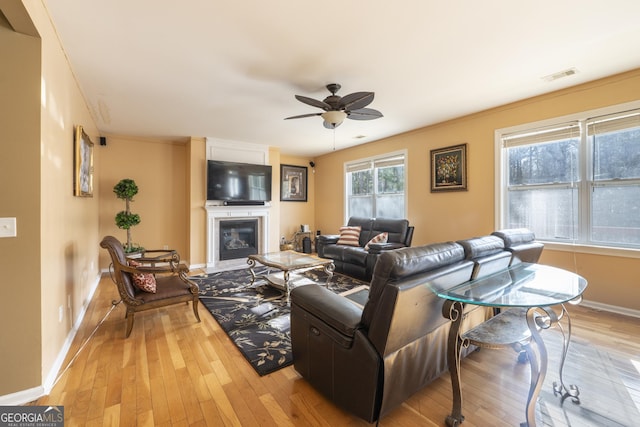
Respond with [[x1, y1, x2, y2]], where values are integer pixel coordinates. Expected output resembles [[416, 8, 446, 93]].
[[340, 92, 374, 111], [323, 120, 342, 129], [284, 112, 322, 120], [295, 95, 331, 110], [347, 108, 383, 120]]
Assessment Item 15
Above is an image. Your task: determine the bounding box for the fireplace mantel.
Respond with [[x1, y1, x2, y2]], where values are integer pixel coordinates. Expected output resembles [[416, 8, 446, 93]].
[[205, 204, 270, 271]]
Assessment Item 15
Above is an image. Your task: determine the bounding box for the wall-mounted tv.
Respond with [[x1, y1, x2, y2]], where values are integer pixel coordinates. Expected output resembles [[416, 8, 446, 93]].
[[207, 160, 272, 203]]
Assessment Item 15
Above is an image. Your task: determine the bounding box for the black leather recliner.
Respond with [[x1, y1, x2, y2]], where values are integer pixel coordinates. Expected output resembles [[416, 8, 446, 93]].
[[290, 242, 493, 423], [492, 228, 544, 265], [316, 217, 414, 281]]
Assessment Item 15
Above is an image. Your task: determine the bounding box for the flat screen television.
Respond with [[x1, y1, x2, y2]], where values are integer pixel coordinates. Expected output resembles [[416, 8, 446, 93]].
[[207, 160, 272, 203]]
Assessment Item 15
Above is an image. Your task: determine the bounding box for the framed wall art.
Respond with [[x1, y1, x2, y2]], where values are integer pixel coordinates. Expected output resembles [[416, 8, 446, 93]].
[[430, 143, 467, 192], [280, 164, 307, 202], [74, 125, 94, 197]]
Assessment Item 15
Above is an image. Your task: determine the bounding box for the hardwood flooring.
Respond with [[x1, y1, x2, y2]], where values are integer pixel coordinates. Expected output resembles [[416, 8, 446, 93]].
[[35, 274, 640, 426]]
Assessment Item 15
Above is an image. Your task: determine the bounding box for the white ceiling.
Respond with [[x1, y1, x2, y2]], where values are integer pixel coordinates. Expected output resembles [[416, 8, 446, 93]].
[[44, 0, 640, 157]]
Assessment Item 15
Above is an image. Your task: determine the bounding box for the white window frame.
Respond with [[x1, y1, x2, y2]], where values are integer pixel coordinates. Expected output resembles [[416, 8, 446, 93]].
[[344, 150, 408, 222], [495, 100, 640, 259]]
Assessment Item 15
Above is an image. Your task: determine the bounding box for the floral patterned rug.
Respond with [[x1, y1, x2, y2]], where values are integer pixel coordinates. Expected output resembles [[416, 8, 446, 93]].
[[192, 266, 368, 376]]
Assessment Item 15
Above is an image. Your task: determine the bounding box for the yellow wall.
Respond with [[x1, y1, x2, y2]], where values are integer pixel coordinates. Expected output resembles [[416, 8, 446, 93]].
[[98, 136, 189, 268], [0, 6, 42, 396], [187, 137, 207, 264], [0, 1, 100, 398], [278, 155, 316, 242], [315, 69, 640, 312]]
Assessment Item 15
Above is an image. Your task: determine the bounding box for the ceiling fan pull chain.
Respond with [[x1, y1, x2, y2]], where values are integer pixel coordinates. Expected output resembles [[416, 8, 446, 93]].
[[333, 128, 336, 151]]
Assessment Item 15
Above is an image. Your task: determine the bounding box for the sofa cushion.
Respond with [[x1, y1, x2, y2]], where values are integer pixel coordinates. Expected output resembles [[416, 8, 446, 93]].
[[337, 225, 362, 247], [492, 228, 543, 265], [365, 232, 388, 250], [342, 246, 370, 266], [492, 228, 536, 247], [370, 218, 409, 245], [457, 235, 505, 260]]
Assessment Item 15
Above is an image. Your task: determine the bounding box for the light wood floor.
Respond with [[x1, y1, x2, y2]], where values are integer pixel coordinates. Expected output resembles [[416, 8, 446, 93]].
[[35, 274, 640, 426]]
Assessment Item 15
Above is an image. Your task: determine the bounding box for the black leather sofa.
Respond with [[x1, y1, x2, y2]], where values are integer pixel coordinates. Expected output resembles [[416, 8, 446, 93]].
[[316, 217, 414, 281], [290, 229, 542, 423]]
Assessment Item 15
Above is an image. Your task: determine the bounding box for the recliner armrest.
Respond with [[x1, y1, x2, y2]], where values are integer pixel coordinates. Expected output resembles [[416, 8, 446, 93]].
[[317, 234, 340, 244], [366, 242, 406, 254], [290, 285, 362, 339], [316, 234, 340, 257]]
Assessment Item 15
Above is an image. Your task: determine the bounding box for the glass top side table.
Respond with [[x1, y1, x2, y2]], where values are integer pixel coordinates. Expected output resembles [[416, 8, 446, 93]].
[[429, 263, 588, 427]]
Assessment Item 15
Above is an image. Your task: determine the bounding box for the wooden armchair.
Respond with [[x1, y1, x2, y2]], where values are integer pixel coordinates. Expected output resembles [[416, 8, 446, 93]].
[[100, 235, 201, 338]]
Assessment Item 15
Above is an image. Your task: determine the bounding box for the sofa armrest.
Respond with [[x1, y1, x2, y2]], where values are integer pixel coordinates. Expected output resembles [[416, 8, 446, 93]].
[[317, 234, 340, 244], [316, 234, 340, 257], [366, 241, 406, 254], [290, 285, 362, 339]]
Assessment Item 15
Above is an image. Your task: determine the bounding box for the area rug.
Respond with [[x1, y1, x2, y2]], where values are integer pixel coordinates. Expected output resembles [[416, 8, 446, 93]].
[[192, 267, 368, 376]]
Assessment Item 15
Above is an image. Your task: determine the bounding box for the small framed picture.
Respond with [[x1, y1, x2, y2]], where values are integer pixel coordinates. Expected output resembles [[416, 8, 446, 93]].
[[280, 164, 307, 202], [431, 143, 467, 192], [74, 125, 94, 197]]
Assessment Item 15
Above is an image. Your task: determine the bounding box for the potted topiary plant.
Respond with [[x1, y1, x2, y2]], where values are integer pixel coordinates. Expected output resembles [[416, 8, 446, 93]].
[[113, 178, 143, 253]]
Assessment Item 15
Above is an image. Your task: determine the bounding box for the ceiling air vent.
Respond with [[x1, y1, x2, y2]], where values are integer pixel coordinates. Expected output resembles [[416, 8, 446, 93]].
[[542, 67, 579, 82]]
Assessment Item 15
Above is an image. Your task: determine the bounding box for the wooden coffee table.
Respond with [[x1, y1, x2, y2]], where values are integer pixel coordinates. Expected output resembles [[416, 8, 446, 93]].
[[247, 250, 335, 303]]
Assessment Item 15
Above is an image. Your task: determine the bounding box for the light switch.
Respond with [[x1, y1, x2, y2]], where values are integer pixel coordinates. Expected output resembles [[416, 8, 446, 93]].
[[0, 218, 17, 237]]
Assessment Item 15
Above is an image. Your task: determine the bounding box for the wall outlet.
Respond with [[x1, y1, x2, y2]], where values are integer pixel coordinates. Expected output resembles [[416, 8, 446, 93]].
[[0, 217, 17, 238], [163, 245, 169, 250], [58, 305, 63, 323]]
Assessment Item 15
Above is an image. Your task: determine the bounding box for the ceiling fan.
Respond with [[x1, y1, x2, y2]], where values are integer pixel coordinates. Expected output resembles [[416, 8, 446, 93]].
[[285, 83, 383, 129]]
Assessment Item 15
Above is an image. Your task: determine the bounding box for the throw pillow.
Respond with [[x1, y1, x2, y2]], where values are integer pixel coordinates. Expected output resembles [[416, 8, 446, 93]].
[[129, 259, 157, 293], [364, 232, 388, 250], [337, 225, 362, 247]]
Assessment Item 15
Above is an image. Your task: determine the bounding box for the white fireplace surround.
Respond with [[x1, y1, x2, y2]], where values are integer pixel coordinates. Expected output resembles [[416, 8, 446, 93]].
[[206, 205, 269, 271]]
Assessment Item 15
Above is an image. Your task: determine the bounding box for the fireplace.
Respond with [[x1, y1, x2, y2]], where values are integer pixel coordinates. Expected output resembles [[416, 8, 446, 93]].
[[205, 204, 270, 271], [219, 219, 258, 260]]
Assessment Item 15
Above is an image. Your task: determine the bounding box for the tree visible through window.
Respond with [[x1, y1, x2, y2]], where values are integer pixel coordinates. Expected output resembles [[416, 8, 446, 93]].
[[499, 107, 640, 248], [346, 153, 406, 219]]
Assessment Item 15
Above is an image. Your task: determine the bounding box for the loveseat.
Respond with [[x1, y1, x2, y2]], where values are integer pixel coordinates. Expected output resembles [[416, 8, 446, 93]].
[[316, 217, 414, 281], [290, 228, 542, 423]]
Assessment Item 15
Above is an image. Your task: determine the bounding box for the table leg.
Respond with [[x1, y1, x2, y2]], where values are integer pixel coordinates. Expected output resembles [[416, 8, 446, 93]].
[[323, 263, 335, 288], [443, 300, 468, 427], [247, 258, 258, 285], [552, 304, 580, 404], [284, 270, 291, 304], [523, 307, 552, 427]]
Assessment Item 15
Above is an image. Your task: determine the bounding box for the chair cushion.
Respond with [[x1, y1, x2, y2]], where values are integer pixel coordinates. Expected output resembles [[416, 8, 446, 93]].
[[365, 232, 388, 250], [135, 275, 193, 302], [129, 259, 156, 293], [337, 226, 362, 247]]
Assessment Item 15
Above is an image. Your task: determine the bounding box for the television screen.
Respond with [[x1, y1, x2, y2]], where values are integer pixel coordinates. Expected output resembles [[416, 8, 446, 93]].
[[207, 160, 272, 202]]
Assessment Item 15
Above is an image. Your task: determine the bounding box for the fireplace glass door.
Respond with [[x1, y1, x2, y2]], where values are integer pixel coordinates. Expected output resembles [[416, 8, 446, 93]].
[[219, 219, 259, 260]]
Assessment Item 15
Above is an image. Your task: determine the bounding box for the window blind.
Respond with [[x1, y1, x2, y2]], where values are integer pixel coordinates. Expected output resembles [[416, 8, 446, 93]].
[[587, 108, 640, 135], [502, 121, 580, 147]]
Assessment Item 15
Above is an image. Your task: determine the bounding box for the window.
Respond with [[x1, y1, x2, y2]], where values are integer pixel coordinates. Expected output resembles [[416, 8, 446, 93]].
[[498, 105, 640, 249], [345, 152, 406, 219]]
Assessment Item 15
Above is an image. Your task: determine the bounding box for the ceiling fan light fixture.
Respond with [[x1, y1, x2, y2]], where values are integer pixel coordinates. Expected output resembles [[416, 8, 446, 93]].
[[321, 110, 347, 127]]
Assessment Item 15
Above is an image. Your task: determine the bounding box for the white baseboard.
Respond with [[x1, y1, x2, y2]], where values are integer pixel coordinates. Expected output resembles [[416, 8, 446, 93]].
[[0, 273, 102, 405], [0, 386, 45, 406], [581, 299, 640, 319], [42, 273, 102, 394]]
